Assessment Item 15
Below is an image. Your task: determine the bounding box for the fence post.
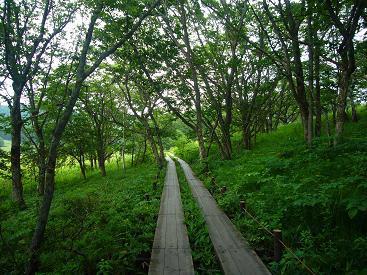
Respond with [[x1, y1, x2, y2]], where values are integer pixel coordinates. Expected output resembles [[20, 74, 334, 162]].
[[273, 229, 283, 262], [240, 200, 246, 212], [221, 186, 227, 194]]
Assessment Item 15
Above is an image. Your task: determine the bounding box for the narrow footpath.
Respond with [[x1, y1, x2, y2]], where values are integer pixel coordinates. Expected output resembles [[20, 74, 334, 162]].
[[178, 158, 270, 275], [148, 157, 194, 275]]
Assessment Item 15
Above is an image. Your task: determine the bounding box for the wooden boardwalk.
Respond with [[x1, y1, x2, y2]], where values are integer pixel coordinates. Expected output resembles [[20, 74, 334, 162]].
[[148, 157, 194, 275], [178, 158, 270, 275]]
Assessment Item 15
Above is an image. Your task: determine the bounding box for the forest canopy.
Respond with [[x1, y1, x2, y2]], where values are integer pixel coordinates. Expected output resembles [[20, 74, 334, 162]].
[[0, 0, 366, 274]]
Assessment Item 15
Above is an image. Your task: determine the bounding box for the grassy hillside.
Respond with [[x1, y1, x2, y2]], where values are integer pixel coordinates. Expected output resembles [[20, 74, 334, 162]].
[[0, 162, 164, 273], [172, 108, 367, 274]]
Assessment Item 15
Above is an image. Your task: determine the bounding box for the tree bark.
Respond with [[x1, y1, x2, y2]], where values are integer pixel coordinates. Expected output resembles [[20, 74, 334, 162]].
[[150, 114, 165, 168], [97, 141, 106, 177], [78, 158, 86, 180], [10, 84, 25, 208], [144, 122, 161, 168]]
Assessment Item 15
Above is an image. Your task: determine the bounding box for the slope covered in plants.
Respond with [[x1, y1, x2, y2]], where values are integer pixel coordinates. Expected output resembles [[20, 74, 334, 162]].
[[172, 109, 367, 274]]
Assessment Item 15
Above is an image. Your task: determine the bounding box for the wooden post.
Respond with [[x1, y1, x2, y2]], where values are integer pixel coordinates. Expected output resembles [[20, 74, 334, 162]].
[[221, 186, 227, 194], [210, 176, 216, 185], [144, 193, 150, 201], [273, 229, 283, 262], [240, 200, 246, 212]]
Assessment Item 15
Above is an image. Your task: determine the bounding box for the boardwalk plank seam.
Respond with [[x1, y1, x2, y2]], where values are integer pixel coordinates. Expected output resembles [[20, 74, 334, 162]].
[[148, 157, 194, 275], [178, 158, 270, 275]]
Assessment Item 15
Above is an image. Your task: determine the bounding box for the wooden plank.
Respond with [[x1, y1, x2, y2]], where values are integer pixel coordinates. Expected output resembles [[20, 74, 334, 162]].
[[149, 157, 194, 275], [178, 158, 271, 275]]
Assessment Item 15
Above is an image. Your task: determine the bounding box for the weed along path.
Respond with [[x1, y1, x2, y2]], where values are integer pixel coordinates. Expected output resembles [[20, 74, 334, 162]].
[[178, 158, 270, 275], [148, 157, 194, 275]]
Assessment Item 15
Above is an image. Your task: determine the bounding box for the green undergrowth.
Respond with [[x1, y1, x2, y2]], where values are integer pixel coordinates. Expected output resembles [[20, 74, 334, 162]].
[[175, 160, 222, 274], [173, 108, 367, 274], [0, 162, 164, 274]]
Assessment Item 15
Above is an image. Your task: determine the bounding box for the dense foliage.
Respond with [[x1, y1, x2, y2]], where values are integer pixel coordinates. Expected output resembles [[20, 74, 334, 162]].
[[0, 161, 163, 273], [0, 0, 366, 273], [173, 109, 367, 274]]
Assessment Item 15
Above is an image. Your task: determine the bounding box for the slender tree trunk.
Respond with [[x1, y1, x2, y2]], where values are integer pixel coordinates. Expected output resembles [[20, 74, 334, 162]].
[[98, 153, 106, 177], [90, 156, 94, 169], [219, 123, 232, 160], [334, 71, 350, 144], [10, 85, 25, 208], [141, 137, 147, 163], [144, 124, 161, 167], [78, 158, 86, 180], [243, 124, 251, 150], [122, 148, 126, 173], [325, 110, 332, 146], [300, 108, 310, 143], [314, 40, 322, 137], [82, 153, 86, 170], [26, 79, 85, 274], [36, 137, 47, 195], [131, 139, 135, 167], [96, 126, 106, 176], [350, 82, 358, 122], [179, 0, 207, 160], [37, 160, 46, 195], [150, 114, 164, 168], [307, 6, 314, 147]]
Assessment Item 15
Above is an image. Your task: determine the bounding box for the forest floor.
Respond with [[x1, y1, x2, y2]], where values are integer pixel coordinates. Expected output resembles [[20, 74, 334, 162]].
[[172, 107, 367, 274], [0, 162, 164, 273], [1, 108, 366, 274]]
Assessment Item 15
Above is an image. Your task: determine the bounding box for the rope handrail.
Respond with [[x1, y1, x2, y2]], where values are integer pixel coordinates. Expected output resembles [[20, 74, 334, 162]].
[[241, 207, 316, 275]]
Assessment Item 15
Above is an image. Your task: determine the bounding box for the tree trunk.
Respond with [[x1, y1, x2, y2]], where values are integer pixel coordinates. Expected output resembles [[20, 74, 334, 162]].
[[350, 83, 358, 122], [150, 114, 164, 168], [36, 137, 47, 195], [98, 153, 106, 177], [307, 6, 314, 147], [26, 79, 85, 274], [314, 40, 322, 137], [131, 140, 135, 167], [122, 148, 126, 173], [10, 85, 25, 209], [90, 156, 94, 169], [219, 122, 232, 160], [78, 158, 86, 180], [37, 161, 46, 195], [334, 71, 350, 144], [141, 137, 147, 163], [325, 110, 332, 146], [179, 0, 207, 160], [144, 124, 161, 167], [242, 124, 251, 150]]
